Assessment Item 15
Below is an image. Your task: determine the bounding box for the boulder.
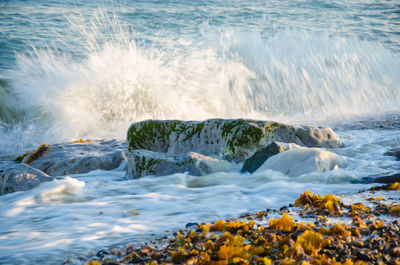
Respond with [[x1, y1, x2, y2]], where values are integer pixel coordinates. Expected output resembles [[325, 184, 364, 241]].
[[127, 150, 234, 178], [20, 140, 126, 177], [384, 148, 400, 159], [127, 119, 341, 163], [241, 142, 301, 173], [254, 148, 341, 177], [1, 164, 52, 195]]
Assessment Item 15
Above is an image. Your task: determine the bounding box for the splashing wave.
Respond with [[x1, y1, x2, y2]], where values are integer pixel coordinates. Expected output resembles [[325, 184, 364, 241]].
[[1, 12, 399, 151]]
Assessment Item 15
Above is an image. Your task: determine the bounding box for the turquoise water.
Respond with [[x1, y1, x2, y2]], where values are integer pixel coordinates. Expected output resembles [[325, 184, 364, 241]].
[[0, 1, 399, 264]]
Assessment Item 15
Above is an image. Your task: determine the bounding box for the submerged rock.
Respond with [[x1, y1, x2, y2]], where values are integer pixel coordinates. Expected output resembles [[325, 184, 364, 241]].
[[127, 119, 342, 163], [254, 148, 341, 177], [384, 148, 400, 159], [0, 164, 52, 194], [372, 172, 400, 184], [127, 150, 234, 178], [21, 140, 127, 177], [241, 142, 301, 173]]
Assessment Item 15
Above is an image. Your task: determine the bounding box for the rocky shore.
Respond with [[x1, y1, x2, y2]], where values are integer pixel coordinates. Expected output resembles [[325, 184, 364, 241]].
[[2, 119, 343, 194], [1, 118, 399, 265], [83, 182, 400, 265]]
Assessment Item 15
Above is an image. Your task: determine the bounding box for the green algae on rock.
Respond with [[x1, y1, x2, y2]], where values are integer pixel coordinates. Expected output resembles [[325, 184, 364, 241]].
[[127, 119, 342, 164], [127, 150, 235, 179]]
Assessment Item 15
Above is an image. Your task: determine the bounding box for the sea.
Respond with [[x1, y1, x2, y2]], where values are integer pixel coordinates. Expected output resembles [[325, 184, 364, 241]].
[[0, 0, 399, 264]]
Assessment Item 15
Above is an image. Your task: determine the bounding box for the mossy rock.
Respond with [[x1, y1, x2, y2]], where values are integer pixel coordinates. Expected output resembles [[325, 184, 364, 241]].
[[127, 150, 234, 178], [127, 119, 341, 163]]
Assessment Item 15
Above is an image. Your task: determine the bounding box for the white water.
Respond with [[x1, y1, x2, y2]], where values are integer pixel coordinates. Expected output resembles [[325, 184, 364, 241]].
[[0, 171, 373, 264]]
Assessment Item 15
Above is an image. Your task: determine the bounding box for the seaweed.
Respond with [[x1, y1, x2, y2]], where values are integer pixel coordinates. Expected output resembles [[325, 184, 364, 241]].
[[15, 150, 30, 162], [23, 143, 51, 165]]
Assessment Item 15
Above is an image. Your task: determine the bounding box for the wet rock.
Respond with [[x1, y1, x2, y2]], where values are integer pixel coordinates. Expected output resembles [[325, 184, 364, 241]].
[[102, 258, 119, 265], [356, 248, 373, 261], [96, 250, 109, 258], [0, 164, 52, 194], [185, 222, 198, 228], [127, 119, 341, 163], [392, 247, 400, 257], [127, 150, 235, 178], [241, 142, 301, 173], [254, 148, 341, 177], [372, 172, 400, 183], [21, 140, 127, 177], [385, 148, 400, 159], [352, 239, 364, 248]]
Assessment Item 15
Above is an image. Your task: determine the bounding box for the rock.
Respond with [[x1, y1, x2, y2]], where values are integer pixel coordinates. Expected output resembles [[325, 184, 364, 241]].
[[127, 150, 235, 178], [356, 248, 373, 261], [21, 140, 126, 177], [241, 142, 301, 173], [0, 156, 17, 175], [127, 119, 342, 163], [185, 222, 199, 228], [372, 173, 400, 184], [391, 247, 400, 257], [0, 164, 52, 195], [254, 148, 341, 177], [385, 148, 400, 160]]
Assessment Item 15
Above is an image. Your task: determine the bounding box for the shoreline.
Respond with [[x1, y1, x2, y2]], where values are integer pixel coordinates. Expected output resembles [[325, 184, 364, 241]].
[[82, 182, 400, 265], [0, 119, 398, 265]]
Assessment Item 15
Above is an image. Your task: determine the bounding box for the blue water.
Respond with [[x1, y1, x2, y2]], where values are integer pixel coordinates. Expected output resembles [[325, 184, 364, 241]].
[[1, 0, 399, 71], [0, 1, 399, 264]]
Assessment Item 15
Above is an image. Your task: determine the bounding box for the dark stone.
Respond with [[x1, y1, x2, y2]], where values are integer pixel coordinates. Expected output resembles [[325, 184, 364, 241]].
[[391, 247, 400, 257], [239, 213, 252, 218], [241, 142, 295, 173], [384, 148, 400, 159], [96, 250, 109, 258], [279, 205, 288, 211], [185, 222, 198, 228], [354, 172, 400, 184], [356, 249, 373, 261], [373, 173, 400, 183]]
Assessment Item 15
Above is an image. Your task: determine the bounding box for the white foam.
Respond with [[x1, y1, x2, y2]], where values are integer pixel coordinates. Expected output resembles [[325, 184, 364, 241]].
[[4, 177, 85, 217], [0, 169, 367, 264]]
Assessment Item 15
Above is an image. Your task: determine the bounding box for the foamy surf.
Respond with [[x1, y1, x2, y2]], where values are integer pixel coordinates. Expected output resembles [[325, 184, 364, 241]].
[[0, 169, 370, 265]]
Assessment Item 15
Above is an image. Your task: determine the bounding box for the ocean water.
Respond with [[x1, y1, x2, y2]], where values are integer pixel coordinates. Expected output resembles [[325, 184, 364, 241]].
[[0, 0, 399, 264]]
